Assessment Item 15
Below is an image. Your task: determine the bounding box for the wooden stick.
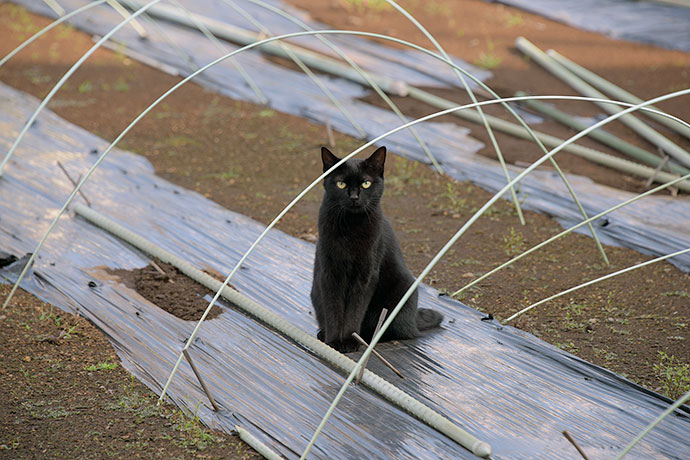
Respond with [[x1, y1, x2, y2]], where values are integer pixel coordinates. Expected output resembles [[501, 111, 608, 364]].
[[149, 259, 171, 281], [57, 161, 91, 207], [355, 308, 388, 384], [182, 348, 220, 411], [562, 430, 590, 460], [352, 332, 404, 379], [326, 117, 336, 148], [644, 155, 670, 189]]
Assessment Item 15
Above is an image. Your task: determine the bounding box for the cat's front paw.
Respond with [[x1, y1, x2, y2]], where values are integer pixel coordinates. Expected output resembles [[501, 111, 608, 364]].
[[330, 337, 360, 354], [317, 329, 325, 341]]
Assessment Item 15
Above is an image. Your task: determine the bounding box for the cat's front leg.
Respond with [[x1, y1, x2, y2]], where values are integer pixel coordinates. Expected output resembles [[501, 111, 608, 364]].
[[332, 279, 376, 353], [322, 302, 360, 353]]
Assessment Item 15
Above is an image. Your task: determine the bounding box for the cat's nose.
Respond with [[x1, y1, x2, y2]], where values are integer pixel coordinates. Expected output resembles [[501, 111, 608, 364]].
[[349, 193, 359, 201]]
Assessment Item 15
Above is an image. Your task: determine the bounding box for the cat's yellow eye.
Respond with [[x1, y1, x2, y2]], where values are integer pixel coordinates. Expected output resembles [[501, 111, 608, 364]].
[[362, 180, 372, 189], [336, 181, 347, 189]]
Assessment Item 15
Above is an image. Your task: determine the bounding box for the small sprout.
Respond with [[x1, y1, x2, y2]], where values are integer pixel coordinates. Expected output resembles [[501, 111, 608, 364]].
[[78, 80, 93, 93], [85, 362, 118, 372], [653, 351, 690, 399], [503, 227, 525, 256]]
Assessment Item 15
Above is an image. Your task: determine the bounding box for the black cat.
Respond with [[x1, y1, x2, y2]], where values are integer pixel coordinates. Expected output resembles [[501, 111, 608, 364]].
[[310, 146, 443, 353]]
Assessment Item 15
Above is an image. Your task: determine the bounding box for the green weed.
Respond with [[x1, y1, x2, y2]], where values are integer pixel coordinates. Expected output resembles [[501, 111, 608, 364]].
[[85, 362, 118, 372], [504, 13, 524, 27], [108, 377, 160, 419], [556, 341, 578, 353], [202, 167, 242, 181], [257, 109, 275, 118], [387, 158, 429, 194], [23, 67, 51, 85], [424, 1, 451, 16], [562, 311, 585, 332], [442, 182, 468, 214], [340, 0, 390, 14], [4, 4, 39, 38], [78, 80, 93, 94], [654, 351, 690, 399], [21, 401, 72, 419], [38, 306, 62, 326], [171, 406, 222, 451], [565, 302, 584, 316], [157, 135, 200, 149], [114, 76, 130, 92], [473, 40, 501, 70], [609, 326, 630, 336], [503, 227, 525, 256]]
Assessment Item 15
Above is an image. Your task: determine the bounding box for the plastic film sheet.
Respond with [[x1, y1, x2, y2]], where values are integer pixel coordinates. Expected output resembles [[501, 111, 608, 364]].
[[2, 84, 690, 459], [488, 0, 690, 52], [12, 0, 690, 273]]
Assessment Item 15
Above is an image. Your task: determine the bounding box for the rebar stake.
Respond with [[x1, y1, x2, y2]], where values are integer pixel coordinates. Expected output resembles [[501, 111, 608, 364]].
[[182, 348, 219, 411]]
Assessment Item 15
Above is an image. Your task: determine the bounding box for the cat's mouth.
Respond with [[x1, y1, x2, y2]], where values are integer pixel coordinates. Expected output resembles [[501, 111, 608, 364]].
[[345, 202, 368, 213]]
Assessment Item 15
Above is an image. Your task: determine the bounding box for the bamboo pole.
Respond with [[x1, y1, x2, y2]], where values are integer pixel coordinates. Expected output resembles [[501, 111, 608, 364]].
[[215, 0, 367, 138], [407, 87, 690, 192], [516, 91, 690, 176], [42, 0, 65, 16], [516, 37, 690, 169], [120, 0, 409, 97], [106, 0, 148, 39], [546, 49, 690, 141]]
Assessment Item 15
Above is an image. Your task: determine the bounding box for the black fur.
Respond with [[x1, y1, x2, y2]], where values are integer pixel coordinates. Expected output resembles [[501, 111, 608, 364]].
[[310, 146, 443, 353]]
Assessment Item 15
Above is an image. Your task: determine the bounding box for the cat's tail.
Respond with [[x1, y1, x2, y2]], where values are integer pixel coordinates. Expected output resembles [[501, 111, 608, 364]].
[[415, 308, 443, 331]]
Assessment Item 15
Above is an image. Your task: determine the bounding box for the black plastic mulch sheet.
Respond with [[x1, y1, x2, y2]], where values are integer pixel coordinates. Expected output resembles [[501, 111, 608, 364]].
[[14, 0, 690, 274], [489, 0, 690, 52], [2, 84, 690, 459]]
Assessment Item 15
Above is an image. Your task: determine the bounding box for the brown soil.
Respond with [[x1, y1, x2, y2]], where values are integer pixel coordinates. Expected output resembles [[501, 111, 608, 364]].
[[108, 260, 224, 321], [0, 3, 689, 456], [0, 284, 261, 459]]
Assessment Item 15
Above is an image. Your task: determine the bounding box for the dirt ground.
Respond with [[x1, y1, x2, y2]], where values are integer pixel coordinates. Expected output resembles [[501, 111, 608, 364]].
[[1, 1, 689, 458], [109, 260, 225, 321], [0, 284, 261, 459]]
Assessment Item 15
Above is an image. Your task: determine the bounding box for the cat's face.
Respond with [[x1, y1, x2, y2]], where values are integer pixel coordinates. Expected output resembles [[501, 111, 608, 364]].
[[321, 146, 386, 214]]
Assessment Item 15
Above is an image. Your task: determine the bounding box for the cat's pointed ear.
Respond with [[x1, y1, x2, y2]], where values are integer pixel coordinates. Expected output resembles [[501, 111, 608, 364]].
[[321, 146, 340, 172], [365, 146, 386, 177]]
